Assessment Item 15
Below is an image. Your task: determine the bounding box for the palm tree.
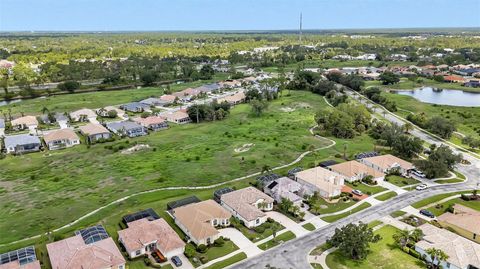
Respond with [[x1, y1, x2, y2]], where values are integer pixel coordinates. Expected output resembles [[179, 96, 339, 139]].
[[425, 248, 449, 269], [271, 222, 282, 240], [261, 164, 272, 174], [393, 228, 424, 248], [403, 122, 413, 134], [41, 106, 49, 115]]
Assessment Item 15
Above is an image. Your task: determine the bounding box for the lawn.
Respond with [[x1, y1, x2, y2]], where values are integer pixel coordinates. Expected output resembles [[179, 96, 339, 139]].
[[302, 223, 316, 231], [0, 90, 338, 244], [390, 210, 407, 218], [435, 178, 465, 184], [425, 196, 480, 216], [188, 241, 239, 267], [308, 196, 358, 215], [411, 191, 471, 209], [385, 175, 420, 187], [375, 191, 398, 201], [232, 219, 285, 243], [321, 202, 372, 223], [203, 252, 247, 269], [368, 220, 383, 228], [257, 231, 296, 250], [346, 182, 387, 195], [326, 225, 425, 269]]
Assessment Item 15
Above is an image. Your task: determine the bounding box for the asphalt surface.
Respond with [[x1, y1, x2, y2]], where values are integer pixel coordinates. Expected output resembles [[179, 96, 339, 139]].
[[230, 89, 480, 269]]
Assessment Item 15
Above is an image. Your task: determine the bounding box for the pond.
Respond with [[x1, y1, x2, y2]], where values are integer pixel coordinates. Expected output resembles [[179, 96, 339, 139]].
[[395, 87, 480, 107]]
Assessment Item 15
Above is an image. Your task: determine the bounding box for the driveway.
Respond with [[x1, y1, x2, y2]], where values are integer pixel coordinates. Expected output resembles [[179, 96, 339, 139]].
[[174, 253, 194, 269], [265, 211, 309, 237], [218, 228, 262, 257], [58, 120, 69, 129]]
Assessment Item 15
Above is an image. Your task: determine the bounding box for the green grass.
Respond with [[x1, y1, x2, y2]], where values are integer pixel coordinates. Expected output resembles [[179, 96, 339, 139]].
[[425, 197, 480, 216], [321, 202, 372, 223], [127, 259, 149, 269], [233, 220, 285, 243], [311, 263, 324, 269], [368, 220, 383, 228], [435, 178, 465, 184], [375, 191, 398, 201], [411, 191, 471, 209], [346, 183, 387, 195], [390, 210, 407, 218], [188, 241, 239, 267], [326, 225, 425, 269], [203, 252, 247, 269], [302, 223, 316, 231], [310, 243, 331, 256], [385, 175, 420, 187], [257, 231, 296, 250]]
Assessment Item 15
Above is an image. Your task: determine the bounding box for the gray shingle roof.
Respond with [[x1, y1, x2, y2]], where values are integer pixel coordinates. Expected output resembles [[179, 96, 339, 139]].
[[106, 121, 143, 131], [4, 134, 41, 148]]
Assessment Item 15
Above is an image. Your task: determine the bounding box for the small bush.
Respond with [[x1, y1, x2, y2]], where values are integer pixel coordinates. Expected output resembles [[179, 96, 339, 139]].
[[255, 226, 265, 234], [196, 244, 207, 253]]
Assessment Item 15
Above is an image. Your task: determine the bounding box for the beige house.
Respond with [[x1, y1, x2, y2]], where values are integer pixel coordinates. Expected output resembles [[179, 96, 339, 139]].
[[415, 223, 480, 269], [294, 166, 345, 198], [118, 218, 185, 259], [79, 123, 111, 143], [11, 116, 38, 130], [438, 204, 480, 244], [43, 129, 80, 150], [217, 91, 246, 106], [359, 154, 413, 175], [220, 187, 274, 228], [329, 160, 385, 182], [164, 111, 191, 124], [172, 200, 231, 246], [69, 108, 97, 122], [159, 94, 177, 103], [133, 116, 168, 131]]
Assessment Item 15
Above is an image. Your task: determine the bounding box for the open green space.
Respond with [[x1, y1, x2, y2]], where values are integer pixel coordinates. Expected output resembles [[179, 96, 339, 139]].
[[203, 252, 247, 269], [375, 191, 398, 201], [425, 196, 480, 216], [346, 182, 387, 195], [385, 175, 420, 187], [411, 191, 471, 209], [257, 231, 296, 250], [326, 225, 425, 269], [302, 223, 316, 231], [321, 202, 371, 223]]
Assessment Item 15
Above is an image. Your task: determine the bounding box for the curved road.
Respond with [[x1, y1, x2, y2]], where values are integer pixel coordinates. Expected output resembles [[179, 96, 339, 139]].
[[230, 89, 480, 269]]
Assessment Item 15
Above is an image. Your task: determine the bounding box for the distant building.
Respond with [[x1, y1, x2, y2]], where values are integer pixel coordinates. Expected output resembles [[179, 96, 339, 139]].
[[106, 121, 147, 137], [43, 129, 80, 150], [4, 134, 41, 154], [79, 123, 111, 143]]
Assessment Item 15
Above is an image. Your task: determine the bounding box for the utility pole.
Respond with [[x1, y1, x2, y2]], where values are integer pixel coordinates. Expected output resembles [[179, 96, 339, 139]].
[[299, 12, 303, 43]]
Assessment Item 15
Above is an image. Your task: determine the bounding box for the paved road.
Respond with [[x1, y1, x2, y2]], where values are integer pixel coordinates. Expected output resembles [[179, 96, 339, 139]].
[[230, 89, 480, 269]]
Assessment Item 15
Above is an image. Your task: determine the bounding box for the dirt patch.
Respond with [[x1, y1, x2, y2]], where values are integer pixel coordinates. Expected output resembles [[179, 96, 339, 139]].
[[280, 107, 296, 112], [234, 143, 254, 153], [121, 144, 150, 154]]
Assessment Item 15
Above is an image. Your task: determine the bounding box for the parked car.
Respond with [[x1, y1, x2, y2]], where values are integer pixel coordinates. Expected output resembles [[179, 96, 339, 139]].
[[415, 184, 428, 191], [352, 189, 363, 196], [411, 169, 426, 178], [420, 209, 435, 218], [171, 256, 182, 267]]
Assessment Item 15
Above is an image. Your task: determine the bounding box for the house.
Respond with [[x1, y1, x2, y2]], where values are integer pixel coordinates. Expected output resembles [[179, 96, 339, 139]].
[[10, 116, 38, 130], [106, 121, 147, 137], [437, 204, 480, 244], [159, 94, 177, 104], [464, 80, 480, 88], [0, 118, 4, 137], [43, 129, 80, 150], [217, 91, 246, 106], [140, 97, 169, 107], [120, 102, 150, 113], [256, 173, 281, 188], [79, 123, 111, 143], [293, 166, 345, 199], [122, 208, 160, 225], [415, 223, 480, 269], [213, 187, 234, 203], [329, 160, 385, 182], [359, 154, 413, 175], [443, 75, 465, 83], [46, 225, 125, 269], [172, 200, 231, 245], [4, 134, 41, 154], [0, 246, 41, 269], [97, 106, 125, 118], [118, 218, 185, 259], [133, 116, 168, 131], [163, 111, 191, 124], [220, 187, 274, 228], [264, 177, 305, 206], [69, 108, 97, 122]]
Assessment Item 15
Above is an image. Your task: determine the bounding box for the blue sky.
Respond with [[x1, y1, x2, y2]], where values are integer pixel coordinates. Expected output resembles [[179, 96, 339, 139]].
[[1, 0, 479, 31]]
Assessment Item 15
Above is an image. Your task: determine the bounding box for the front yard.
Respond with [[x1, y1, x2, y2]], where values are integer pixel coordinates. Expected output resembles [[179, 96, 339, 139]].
[[231, 218, 285, 242], [346, 182, 386, 195], [321, 202, 371, 223], [326, 225, 425, 269], [384, 175, 419, 187], [186, 240, 239, 267], [257, 231, 296, 250], [375, 191, 398, 201]]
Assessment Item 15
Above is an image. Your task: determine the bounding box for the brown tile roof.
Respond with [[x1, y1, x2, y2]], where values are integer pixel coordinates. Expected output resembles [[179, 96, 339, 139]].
[[118, 218, 185, 255], [165, 111, 190, 121], [329, 160, 385, 179], [0, 261, 40, 269], [69, 108, 97, 119], [133, 116, 166, 127], [47, 235, 125, 269], [295, 166, 345, 195], [416, 223, 480, 269], [221, 187, 273, 222], [362, 154, 413, 171], [172, 200, 231, 242], [438, 204, 480, 235], [160, 95, 176, 102], [43, 129, 79, 144], [78, 123, 110, 136], [11, 116, 38, 127], [217, 92, 246, 104]]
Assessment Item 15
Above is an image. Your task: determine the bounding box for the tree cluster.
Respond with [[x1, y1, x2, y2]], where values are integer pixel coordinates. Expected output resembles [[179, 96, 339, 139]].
[[186, 101, 231, 123], [316, 103, 371, 139], [362, 87, 397, 112], [415, 144, 462, 178]]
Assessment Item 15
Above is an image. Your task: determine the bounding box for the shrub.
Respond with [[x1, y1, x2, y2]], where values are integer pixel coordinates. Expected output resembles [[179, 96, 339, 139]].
[[461, 194, 471, 201], [214, 237, 225, 247], [196, 244, 207, 253], [184, 243, 196, 258], [199, 256, 209, 264], [255, 226, 265, 234]]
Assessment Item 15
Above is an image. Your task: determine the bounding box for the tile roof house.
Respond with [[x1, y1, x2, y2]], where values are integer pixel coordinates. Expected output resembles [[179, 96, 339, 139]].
[[163, 111, 191, 124], [329, 160, 385, 183], [443, 75, 465, 83], [118, 218, 185, 259], [159, 95, 177, 104], [0, 246, 41, 269], [119, 102, 150, 113], [46, 227, 125, 269], [140, 98, 169, 107], [415, 223, 480, 269], [43, 129, 80, 150], [78, 123, 111, 143], [438, 204, 480, 244], [11, 116, 38, 130], [264, 177, 305, 206], [294, 166, 345, 199], [220, 187, 274, 228], [106, 121, 147, 138], [359, 154, 413, 176], [217, 91, 246, 105], [133, 116, 168, 131], [172, 200, 231, 245], [4, 134, 41, 154], [96, 106, 125, 118], [69, 108, 97, 122]]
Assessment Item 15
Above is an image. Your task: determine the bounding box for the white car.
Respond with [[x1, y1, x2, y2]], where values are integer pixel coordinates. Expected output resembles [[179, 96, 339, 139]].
[[415, 184, 428, 191], [352, 189, 363, 196], [411, 170, 426, 178]]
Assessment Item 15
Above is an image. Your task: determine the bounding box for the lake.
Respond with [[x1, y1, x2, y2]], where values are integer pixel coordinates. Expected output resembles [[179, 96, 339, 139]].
[[395, 87, 480, 107]]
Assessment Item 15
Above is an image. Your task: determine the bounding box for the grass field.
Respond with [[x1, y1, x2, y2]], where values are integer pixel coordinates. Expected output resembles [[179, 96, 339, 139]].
[[203, 252, 247, 269], [411, 191, 471, 209], [346, 183, 387, 195], [321, 202, 371, 223], [425, 197, 480, 216], [257, 231, 296, 250], [302, 223, 316, 231], [326, 225, 425, 269], [375, 191, 398, 201]]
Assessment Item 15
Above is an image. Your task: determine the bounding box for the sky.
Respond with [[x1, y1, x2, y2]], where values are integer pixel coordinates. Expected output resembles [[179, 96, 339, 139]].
[[0, 0, 479, 31]]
